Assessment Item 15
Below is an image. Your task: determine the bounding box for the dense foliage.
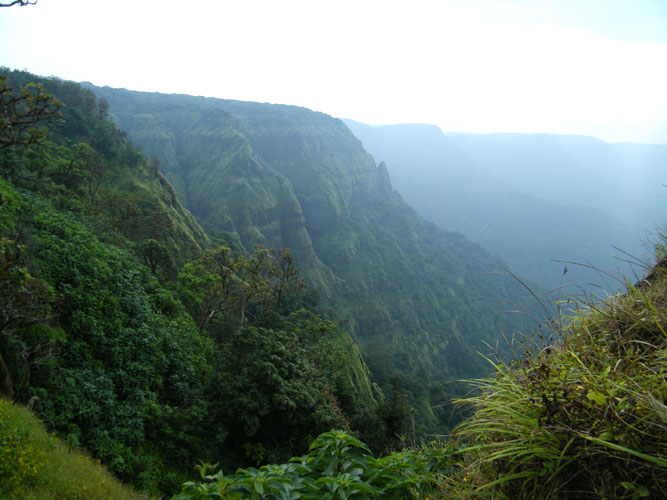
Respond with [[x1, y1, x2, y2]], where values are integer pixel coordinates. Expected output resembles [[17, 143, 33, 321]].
[[173, 245, 667, 499], [0, 69, 383, 495], [173, 430, 454, 500], [2, 69, 665, 500], [91, 84, 544, 433]]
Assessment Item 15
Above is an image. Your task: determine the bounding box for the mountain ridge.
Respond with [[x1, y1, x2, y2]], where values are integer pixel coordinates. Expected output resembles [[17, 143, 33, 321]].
[[343, 119, 662, 291], [89, 84, 542, 430]]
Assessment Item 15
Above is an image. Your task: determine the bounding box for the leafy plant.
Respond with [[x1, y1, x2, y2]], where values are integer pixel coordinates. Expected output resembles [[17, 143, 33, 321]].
[[172, 430, 453, 500]]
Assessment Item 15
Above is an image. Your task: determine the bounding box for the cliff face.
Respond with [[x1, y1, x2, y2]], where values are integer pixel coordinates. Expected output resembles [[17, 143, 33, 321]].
[[90, 85, 541, 429]]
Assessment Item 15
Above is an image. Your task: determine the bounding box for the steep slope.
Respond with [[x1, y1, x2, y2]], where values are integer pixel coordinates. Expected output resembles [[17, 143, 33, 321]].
[[451, 246, 667, 499], [3, 69, 210, 261], [344, 120, 649, 291], [1, 71, 384, 493], [0, 399, 151, 500], [90, 86, 542, 430]]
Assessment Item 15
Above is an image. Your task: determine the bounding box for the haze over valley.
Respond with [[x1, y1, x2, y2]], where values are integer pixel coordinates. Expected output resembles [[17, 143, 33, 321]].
[[1, 1, 666, 498], [344, 120, 666, 291]]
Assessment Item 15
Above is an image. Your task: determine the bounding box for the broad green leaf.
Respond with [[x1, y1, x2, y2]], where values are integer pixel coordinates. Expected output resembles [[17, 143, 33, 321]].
[[253, 481, 264, 495]]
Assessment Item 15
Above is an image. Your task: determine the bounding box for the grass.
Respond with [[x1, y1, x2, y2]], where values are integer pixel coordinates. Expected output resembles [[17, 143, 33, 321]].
[[444, 246, 667, 499], [0, 398, 154, 500]]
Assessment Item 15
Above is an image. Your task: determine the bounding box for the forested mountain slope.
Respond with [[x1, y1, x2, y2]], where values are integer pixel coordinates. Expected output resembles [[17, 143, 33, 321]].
[[1, 69, 380, 495], [344, 120, 657, 291], [2, 72, 210, 263], [90, 85, 543, 430]]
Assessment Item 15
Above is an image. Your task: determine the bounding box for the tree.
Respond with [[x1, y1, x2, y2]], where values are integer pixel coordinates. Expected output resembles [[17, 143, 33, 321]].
[[268, 247, 306, 310], [377, 376, 412, 448], [178, 246, 264, 333], [178, 246, 307, 334], [0, 75, 62, 148], [50, 142, 107, 199], [208, 325, 344, 464], [138, 238, 175, 279]]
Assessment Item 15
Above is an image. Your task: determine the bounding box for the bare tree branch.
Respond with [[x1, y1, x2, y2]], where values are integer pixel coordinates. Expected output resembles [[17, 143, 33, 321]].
[[0, 1, 37, 7]]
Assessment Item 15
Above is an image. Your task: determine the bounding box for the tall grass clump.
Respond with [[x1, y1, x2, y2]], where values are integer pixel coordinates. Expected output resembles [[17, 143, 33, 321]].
[[451, 249, 667, 499]]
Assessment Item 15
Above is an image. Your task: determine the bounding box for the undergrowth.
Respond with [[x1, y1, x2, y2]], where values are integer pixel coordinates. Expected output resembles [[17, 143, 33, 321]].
[[448, 247, 667, 498], [172, 430, 454, 499]]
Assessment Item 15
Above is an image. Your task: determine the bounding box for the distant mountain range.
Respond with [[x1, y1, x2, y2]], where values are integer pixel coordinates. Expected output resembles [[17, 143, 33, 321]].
[[344, 120, 666, 292]]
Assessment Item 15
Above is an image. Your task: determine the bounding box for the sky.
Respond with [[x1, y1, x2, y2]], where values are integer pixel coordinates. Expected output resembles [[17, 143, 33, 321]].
[[1, 0, 667, 144]]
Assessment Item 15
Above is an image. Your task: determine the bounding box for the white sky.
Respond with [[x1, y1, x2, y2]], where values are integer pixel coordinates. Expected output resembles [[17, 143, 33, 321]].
[[1, 0, 666, 144]]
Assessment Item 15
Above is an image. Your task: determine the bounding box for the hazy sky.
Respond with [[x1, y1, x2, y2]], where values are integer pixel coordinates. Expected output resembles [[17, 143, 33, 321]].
[[1, 0, 666, 143]]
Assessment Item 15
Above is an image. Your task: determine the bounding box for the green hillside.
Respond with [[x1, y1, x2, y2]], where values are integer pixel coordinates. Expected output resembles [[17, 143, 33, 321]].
[[2, 69, 663, 500], [90, 85, 545, 431], [172, 241, 667, 499], [2, 70, 209, 265], [0, 69, 381, 496], [0, 398, 153, 500]]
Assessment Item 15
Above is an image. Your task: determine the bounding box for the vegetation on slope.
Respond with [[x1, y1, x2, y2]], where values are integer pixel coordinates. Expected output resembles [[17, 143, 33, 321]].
[[0, 69, 383, 496], [1, 70, 209, 264], [447, 239, 667, 498], [2, 69, 664, 499], [173, 239, 667, 499], [0, 398, 151, 500], [90, 84, 543, 433]]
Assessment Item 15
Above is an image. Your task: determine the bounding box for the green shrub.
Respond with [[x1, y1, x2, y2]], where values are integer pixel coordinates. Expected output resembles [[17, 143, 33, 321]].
[[172, 430, 454, 499]]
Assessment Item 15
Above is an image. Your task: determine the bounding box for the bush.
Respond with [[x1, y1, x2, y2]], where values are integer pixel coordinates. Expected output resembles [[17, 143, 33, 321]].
[[172, 430, 454, 499]]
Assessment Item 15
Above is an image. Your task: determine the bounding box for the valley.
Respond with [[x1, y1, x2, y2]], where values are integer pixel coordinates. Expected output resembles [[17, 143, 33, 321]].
[[0, 68, 664, 499]]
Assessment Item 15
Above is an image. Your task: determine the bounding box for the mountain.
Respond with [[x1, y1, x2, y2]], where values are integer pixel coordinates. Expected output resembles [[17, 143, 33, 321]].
[[1, 70, 210, 264], [1, 69, 381, 494], [3, 69, 661, 500], [448, 133, 666, 229], [88, 85, 542, 430], [343, 120, 661, 291]]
